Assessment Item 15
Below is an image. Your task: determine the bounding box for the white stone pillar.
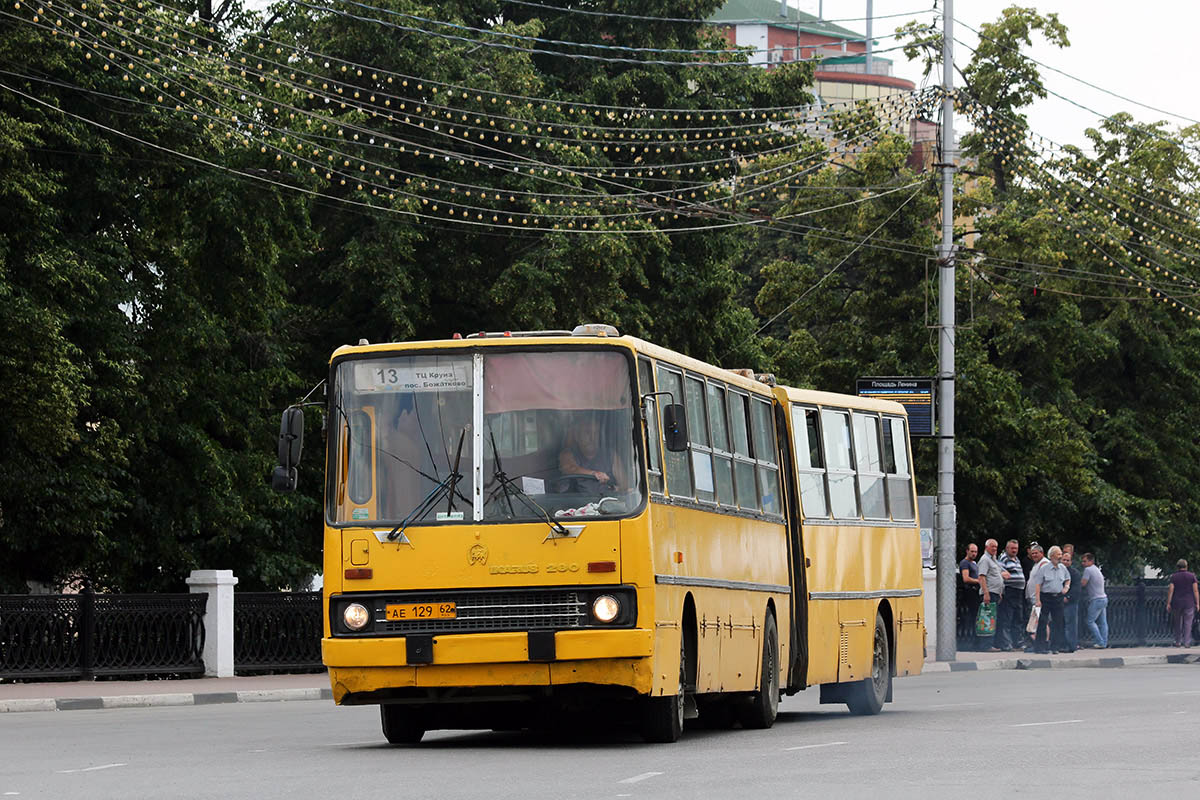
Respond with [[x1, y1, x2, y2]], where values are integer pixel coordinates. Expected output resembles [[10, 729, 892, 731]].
[[186, 569, 239, 678], [923, 567, 938, 659]]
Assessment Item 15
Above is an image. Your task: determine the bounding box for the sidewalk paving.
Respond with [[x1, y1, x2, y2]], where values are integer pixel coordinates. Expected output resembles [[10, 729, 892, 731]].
[[2, 647, 1197, 713]]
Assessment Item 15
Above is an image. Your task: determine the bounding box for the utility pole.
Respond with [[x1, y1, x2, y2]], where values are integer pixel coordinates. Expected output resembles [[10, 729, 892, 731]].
[[935, 0, 958, 661], [865, 0, 874, 75]]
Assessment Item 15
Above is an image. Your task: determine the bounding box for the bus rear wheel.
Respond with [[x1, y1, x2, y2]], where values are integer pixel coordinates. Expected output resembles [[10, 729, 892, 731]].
[[381, 705, 426, 744], [640, 634, 687, 743], [846, 612, 891, 716], [739, 612, 780, 729]]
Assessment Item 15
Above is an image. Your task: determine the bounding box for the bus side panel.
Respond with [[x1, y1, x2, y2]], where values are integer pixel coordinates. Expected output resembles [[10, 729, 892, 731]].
[[891, 523, 925, 677], [648, 503, 790, 695], [802, 525, 841, 685]]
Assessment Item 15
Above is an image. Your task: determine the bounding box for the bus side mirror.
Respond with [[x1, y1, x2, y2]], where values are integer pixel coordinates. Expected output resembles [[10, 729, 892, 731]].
[[662, 403, 688, 452], [272, 406, 304, 492]]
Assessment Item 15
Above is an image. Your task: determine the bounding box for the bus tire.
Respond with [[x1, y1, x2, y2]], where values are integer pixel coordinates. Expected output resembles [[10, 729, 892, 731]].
[[381, 704, 426, 744], [846, 612, 890, 716], [640, 634, 686, 743], [739, 612, 780, 729]]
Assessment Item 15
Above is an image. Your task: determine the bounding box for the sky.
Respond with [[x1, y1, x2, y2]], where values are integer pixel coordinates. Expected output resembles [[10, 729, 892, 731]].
[[795, 0, 1198, 151]]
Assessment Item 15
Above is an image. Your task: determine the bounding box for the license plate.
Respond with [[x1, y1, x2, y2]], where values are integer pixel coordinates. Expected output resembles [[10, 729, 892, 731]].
[[385, 602, 457, 621]]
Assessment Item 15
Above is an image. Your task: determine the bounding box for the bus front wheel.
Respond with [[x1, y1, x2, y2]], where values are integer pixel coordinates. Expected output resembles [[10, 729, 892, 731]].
[[381, 704, 426, 744], [846, 612, 891, 716], [640, 634, 686, 743]]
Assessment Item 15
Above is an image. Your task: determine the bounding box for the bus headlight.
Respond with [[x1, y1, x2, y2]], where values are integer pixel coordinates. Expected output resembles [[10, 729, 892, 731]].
[[592, 595, 620, 623], [343, 602, 370, 631]]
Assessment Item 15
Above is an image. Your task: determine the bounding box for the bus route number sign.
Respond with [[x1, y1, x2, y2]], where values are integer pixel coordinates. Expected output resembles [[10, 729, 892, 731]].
[[855, 377, 935, 437]]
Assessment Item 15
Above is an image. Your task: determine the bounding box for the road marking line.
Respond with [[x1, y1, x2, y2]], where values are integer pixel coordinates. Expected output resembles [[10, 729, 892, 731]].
[[785, 741, 848, 751], [327, 741, 382, 747], [927, 702, 983, 709], [1011, 720, 1082, 728], [55, 763, 127, 774], [618, 772, 663, 784], [1164, 690, 1200, 695]]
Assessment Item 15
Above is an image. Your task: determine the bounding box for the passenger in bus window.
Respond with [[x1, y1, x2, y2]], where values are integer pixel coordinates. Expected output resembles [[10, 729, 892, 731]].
[[559, 412, 626, 489]]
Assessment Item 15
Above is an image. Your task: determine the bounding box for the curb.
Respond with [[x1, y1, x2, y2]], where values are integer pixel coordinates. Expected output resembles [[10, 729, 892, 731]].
[[922, 652, 1200, 674], [0, 687, 333, 714]]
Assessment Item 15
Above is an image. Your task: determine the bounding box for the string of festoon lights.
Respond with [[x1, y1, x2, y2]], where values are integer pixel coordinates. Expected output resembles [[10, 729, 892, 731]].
[[960, 101, 1200, 262], [950, 93, 1200, 222], [4, 0, 941, 231], [39, 0, 937, 159], [960, 99, 1200, 285], [284, 0, 929, 68], [3, 54, 928, 227], [2, 35, 935, 233], [955, 96, 1200, 318], [9, 0, 940, 194], [2, 18, 926, 224], [48, 0, 937, 126]]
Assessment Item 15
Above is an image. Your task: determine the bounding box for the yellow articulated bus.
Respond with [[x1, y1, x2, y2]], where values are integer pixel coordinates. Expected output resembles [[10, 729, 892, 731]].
[[272, 325, 924, 743]]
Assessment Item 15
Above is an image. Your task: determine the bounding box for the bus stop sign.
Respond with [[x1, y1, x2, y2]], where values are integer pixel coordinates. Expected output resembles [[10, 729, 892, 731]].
[[855, 377, 935, 437]]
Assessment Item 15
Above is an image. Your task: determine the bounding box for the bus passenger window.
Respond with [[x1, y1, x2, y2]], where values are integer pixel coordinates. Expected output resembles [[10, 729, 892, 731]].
[[656, 366, 693, 499], [729, 392, 758, 511], [821, 409, 859, 519], [750, 399, 781, 516], [883, 417, 915, 520], [685, 376, 715, 503], [853, 413, 887, 519], [707, 383, 735, 506], [791, 406, 827, 518]]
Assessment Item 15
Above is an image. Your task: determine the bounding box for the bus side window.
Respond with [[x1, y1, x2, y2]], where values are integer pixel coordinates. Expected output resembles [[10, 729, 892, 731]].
[[750, 398, 781, 516], [883, 416, 915, 520], [707, 382, 735, 507], [638, 358, 664, 495], [685, 375, 715, 503], [852, 412, 888, 519], [728, 391, 758, 511], [791, 405, 827, 518], [656, 365, 693, 499], [820, 409, 859, 519]]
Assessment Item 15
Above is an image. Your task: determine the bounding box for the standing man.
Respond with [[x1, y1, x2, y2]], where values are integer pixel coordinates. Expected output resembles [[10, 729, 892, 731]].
[[1024, 544, 1049, 651], [960, 543, 981, 650], [1080, 553, 1108, 649], [976, 539, 1007, 651], [1033, 546, 1071, 654], [1061, 550, 1082, 653], [1166, 559, 1199, 648], [998, 539, 1026, 651]]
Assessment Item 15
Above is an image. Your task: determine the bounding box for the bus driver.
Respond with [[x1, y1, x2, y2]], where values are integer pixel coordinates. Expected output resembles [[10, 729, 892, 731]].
[[558, 412, 626, 490]]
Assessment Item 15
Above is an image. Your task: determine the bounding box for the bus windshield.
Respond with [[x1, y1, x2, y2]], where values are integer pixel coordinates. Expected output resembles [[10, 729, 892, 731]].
[[328, 348, 643, 526]]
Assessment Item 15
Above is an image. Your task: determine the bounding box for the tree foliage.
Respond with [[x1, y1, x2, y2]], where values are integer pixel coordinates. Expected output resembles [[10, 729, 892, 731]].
[[2, 1, 1199, 591]]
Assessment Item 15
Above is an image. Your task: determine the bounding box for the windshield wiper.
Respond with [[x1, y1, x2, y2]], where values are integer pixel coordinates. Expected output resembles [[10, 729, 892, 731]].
[[485, 431, 568, 537], [387, 428, 467, 542]]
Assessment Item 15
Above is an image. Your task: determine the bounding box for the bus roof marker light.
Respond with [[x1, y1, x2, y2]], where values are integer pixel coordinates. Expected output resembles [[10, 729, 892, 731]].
[[571, 323, 620, 337]]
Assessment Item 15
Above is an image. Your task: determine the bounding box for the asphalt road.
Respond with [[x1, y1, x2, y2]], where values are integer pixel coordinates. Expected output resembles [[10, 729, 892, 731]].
[[2, 665, 1197, 800]]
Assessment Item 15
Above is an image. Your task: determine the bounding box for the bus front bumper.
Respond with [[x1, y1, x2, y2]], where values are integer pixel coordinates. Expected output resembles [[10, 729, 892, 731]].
[[323, 628, 655, 704]]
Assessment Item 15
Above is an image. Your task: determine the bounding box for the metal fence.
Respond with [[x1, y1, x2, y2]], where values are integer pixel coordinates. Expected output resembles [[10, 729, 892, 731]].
[[957, 582, 1196, 649], [0, 587, 206, 680], [233, 591, 323, 674]]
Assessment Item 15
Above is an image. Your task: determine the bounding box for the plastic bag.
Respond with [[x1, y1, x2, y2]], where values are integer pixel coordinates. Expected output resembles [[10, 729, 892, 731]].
[[976, 601, 997, 636], [1025, 605, 1040, 634]]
